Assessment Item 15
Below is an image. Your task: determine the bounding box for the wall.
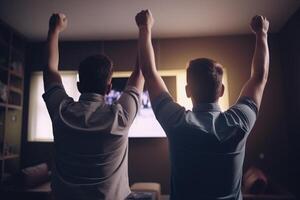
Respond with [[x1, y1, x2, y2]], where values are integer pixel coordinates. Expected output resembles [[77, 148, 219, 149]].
[[279, 9, 300, 198], [23, 34, 288, 194]]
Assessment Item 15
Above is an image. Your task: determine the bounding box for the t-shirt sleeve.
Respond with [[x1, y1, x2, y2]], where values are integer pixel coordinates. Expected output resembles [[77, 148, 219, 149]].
[[225, 96, 258, 133], [152, 92, 185, 133], [116, 86, 141, 125], [42, 83, 70, 120]]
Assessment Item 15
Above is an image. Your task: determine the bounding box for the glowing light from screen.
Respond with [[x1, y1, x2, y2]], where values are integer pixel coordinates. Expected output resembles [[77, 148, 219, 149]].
[[28, 70, 229, 141]]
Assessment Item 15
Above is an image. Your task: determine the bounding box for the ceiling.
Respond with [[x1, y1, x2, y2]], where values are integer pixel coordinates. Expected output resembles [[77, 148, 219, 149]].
[[0, 0, 299, 41]]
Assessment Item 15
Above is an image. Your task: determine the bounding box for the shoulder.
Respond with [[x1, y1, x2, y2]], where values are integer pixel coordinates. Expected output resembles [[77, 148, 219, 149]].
[[151, 92, 186, 132], [42, 83, 73, 120], [224, 96, 258, 132]]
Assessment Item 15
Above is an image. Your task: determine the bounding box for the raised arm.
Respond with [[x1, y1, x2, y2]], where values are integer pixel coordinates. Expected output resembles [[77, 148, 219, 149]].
[[238, 15, 270, 109], [43, 13, 67, 91], [125, 57, 144, 94], [114, 56, 144, 129], [135, 10, 169, 102]]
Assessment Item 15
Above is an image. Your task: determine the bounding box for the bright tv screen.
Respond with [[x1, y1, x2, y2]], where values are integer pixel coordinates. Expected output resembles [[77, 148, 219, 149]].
[[106, 77, 177, 138]]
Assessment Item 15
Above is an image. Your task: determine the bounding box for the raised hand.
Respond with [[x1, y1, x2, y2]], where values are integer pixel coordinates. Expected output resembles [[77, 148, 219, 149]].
[[49, 13, 68, 33], [238, 15, 270, 109], [250, 15, 269, 35], [135, 9, 154, 29], [44, 13, 66, 91]]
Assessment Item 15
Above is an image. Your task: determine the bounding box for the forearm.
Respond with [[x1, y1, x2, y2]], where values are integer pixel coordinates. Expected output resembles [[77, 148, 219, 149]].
[[138, 27, 157, 77], [43, 13, 67, 91], [127, 65, 145, 93], [135, 10, 169, 101], [43, 29, 62, 91], [238, 32, 269, 108], [138, 27, 169, 101], [251, 33, 269, 82], [46, 30, 60, 72]]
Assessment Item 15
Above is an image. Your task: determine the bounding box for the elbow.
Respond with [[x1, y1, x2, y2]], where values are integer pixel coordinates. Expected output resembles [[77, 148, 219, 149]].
[[141, 68, 156, 80], [252, 63, 269, 83], [262, 72, 269, 82], [44, 67, 56, 73], [43, 68, 51, 77], [43, 68, 49, 75], [252, 71, 269, 83], [140, 65, 155, 78], [43, 68, 60, 78], [260, 67, 269, 83]]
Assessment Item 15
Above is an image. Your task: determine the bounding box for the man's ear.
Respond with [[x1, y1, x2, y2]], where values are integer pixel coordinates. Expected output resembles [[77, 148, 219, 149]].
[[219, 84, 225, 98], [185, 84, 191, 98], [106, 83, 112, 95], [77, 82, 82, 93]]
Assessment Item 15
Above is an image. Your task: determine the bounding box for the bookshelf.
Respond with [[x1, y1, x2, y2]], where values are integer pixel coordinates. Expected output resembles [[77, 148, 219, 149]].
[[0, 20, 25, 183]]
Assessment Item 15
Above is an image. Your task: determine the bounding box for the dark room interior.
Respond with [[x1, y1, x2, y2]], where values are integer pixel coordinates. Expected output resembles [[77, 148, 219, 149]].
[[0, 0, 300, 200]]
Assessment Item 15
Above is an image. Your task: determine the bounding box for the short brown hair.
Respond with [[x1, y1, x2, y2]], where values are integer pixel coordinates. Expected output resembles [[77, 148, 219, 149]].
[[187, 58, 223, 103], [78, 54, 113, 95]]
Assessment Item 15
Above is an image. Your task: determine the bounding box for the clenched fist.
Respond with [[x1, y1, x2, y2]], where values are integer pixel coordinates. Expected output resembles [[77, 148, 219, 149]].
[[49, 13, 68, 33], [250, 15, 269, 35], [135, 9, 154, 29]]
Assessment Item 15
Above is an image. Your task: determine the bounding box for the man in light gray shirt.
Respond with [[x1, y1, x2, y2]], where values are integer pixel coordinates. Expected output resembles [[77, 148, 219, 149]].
[[43, 13, 144, 200], [136, 10, 269, 200]]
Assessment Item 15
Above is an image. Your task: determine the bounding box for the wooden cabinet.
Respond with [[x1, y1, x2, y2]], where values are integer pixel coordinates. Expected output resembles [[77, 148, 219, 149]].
[[0, 20, 25, 183]]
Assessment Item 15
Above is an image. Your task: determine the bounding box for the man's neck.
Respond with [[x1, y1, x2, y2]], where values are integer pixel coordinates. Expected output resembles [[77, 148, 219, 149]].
[[191, 98, 219, 107]]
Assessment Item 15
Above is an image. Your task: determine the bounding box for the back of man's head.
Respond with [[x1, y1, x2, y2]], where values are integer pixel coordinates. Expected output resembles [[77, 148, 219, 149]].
[[78, 54, 113, 95], [187, 58, 224, 103]]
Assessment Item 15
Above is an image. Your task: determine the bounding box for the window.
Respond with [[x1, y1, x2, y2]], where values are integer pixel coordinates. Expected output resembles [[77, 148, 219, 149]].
[[28, 71, 79, 141], [28, 70, 229, 141]]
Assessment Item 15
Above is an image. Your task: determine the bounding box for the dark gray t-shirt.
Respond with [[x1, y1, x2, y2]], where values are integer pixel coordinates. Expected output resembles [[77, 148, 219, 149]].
[[152, 92, 258, 200], [43, 83, 140, 200]]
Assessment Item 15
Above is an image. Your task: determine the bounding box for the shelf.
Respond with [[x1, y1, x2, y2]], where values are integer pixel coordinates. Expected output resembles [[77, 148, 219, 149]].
[[9, 86, 22, 94], [0, 154, 19, 160], [7, 104, 22, 110], [0, 102, 6, 108], [0, 103, 22, 110], [0, 18, 25, 183], [9, 70, 23, 79], [0, 64, 24, 79]]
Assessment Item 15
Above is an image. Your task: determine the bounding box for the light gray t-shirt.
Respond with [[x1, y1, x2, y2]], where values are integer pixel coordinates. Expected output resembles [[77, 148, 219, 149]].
[[152, 92, 258, 200], [43, 83, 140, 200]]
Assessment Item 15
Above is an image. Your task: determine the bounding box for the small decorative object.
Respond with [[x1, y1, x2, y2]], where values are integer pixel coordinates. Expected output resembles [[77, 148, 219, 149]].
[[3, 143, 9, 155], [11, 114, 17, 122], [11, 60, 23, 75], [0, 81, 8, 102], [2, 143, 15, 156]]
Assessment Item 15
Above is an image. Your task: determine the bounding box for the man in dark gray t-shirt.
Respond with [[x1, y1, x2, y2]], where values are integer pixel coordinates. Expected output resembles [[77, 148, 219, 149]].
[[43, 13, 144, 200], [135, 10, 270, 200]]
